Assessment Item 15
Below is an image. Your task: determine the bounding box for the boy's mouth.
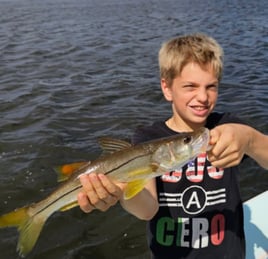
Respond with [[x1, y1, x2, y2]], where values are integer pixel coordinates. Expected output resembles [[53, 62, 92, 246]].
[[190, 105, 210, 116], [190, 105, 209, 111]]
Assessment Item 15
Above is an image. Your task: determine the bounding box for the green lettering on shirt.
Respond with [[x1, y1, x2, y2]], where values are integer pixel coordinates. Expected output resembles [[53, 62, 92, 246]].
[[156, 217, 175, 246]]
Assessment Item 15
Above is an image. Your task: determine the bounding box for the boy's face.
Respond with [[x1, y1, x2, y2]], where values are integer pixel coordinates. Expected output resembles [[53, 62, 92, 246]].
[[161, 62, 218, 131]]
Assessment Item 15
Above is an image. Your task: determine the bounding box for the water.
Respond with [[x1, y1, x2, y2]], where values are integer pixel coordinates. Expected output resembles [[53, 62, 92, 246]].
[[0, 0, 267, 258]]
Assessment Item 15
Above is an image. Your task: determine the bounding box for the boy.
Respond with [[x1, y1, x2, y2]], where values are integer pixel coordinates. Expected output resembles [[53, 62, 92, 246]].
[[77, 33, 268, 258]]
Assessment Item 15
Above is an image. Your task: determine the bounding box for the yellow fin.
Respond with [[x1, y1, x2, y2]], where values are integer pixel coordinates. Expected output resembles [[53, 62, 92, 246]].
[[60, 201, 78, 212], [124, 179, 149, 200], [0, 206, 28, 228], [0, 206, 47, 257], [18, 212, 46, 257], [98, 137, 132, 155], [55, 161, 89, 182]]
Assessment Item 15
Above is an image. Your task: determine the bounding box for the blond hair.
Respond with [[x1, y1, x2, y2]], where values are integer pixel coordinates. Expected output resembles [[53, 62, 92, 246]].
[[159, 33, 223, 86]]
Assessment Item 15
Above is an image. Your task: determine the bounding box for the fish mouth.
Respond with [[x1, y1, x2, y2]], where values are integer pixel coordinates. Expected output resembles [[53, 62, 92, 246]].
[[191, 127, 210, 154]]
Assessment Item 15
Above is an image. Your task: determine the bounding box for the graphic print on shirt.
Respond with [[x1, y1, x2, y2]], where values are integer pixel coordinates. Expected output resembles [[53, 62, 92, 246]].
[[161, 153, 224, 183], [155, 153, 226, 249], [159, 186, 226, 214]]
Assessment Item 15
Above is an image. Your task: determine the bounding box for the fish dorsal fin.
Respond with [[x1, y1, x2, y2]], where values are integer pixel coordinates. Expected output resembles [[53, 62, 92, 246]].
[[98, 137, 132, 155]]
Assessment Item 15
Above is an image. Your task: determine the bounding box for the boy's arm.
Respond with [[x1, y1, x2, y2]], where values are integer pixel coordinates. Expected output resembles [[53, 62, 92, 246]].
[[245, 126, 268, 169], [208, 123, 268, 169], [120, 178, 158, 220]]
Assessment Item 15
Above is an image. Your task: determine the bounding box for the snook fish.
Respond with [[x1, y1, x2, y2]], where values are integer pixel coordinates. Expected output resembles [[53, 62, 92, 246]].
[[0, 127, 209, 257]]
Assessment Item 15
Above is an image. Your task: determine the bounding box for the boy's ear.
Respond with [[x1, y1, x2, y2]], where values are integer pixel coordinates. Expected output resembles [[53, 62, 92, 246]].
[[161, 78, 173, 102]]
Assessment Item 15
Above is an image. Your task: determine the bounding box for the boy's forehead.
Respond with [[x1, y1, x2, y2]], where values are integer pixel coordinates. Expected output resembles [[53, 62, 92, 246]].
[[176, 62, 218, 83]]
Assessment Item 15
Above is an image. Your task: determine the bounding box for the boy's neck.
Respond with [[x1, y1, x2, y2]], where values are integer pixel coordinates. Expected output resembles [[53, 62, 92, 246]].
[[165, 117, 206, 132]]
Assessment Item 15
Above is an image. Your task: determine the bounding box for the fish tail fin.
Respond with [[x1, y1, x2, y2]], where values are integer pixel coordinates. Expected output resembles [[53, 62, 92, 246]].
[[0, 206, 47, 257]]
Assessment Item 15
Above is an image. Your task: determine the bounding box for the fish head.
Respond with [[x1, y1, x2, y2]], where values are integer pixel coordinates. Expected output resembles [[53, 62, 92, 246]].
[[152, 127, 210, 172]]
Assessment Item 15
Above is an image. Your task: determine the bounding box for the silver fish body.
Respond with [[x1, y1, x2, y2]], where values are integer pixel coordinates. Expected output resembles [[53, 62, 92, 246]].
[[0, 127, 209, 256]]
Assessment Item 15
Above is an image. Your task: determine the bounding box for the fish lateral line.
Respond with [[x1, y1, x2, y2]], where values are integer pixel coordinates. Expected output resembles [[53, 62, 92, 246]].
[[32, 184, 83, 216]]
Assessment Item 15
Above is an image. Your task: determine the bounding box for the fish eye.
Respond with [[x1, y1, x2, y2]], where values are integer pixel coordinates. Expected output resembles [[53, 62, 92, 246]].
[[183, 136, 192, 144]]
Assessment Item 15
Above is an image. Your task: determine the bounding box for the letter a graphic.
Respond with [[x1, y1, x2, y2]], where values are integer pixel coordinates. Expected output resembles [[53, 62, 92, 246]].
[[186, 191, 201, 209]]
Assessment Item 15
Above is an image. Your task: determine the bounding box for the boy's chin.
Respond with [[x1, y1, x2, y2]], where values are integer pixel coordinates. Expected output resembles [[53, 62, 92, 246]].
[[189, 116, 208, 127], [191, 108, 210, 118]]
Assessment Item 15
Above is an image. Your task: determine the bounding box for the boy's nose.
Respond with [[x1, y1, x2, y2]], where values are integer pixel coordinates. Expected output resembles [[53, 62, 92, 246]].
[[196, 87, 208, 102]]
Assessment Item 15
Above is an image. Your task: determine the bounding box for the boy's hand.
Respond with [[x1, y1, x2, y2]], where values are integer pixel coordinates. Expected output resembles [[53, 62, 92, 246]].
[[77, 173, 127, 213], [207, 124, 250, 168]]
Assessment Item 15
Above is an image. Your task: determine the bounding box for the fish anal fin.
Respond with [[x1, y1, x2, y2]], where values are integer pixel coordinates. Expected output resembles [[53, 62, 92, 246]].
[[60, 201, 78, 212], [124, 179, 149, 200]]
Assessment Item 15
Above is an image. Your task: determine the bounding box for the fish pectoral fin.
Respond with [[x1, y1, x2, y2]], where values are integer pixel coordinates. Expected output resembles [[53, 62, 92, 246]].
[[54, 161, 89, 182], [124, 179, 149, 200]]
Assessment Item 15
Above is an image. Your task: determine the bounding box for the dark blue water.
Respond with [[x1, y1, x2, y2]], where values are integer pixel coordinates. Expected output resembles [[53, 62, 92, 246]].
[[0, 0, 267, 258]]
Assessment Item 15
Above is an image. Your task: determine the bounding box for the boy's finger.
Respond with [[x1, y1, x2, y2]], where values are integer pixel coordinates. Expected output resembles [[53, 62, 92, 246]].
[[77, 192, 95, 213], [98, 174, 125, 198], [209, 128, 220, 145]]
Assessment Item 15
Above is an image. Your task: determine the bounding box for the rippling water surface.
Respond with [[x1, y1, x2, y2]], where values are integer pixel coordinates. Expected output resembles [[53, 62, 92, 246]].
[[0, 0, 267, 258]]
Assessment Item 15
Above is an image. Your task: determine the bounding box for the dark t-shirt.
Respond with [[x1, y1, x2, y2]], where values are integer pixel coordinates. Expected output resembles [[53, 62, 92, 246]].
[[132, 112, 246, 259]]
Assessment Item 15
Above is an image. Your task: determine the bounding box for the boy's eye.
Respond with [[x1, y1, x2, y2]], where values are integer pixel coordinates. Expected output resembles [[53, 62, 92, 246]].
[[182, 84, 218, 91], [207, 84, 218, 90], [183, 84, 196, 89]]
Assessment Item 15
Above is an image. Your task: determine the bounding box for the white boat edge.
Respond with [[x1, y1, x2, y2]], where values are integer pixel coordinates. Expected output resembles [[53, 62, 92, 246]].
[[243, 190, 268, 259]]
